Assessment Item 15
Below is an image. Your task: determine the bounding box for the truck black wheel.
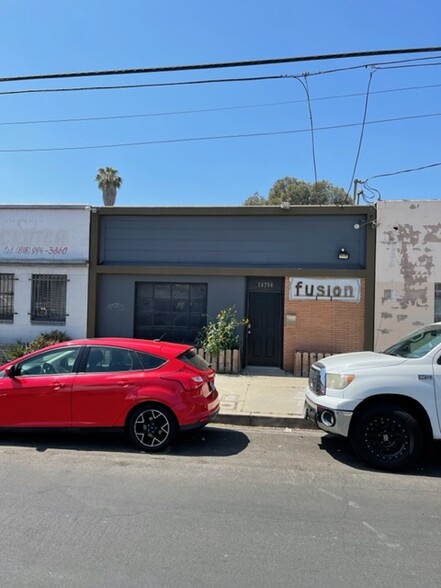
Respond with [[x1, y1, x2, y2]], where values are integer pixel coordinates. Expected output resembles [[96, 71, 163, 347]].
[[351, 404, 423, 471]]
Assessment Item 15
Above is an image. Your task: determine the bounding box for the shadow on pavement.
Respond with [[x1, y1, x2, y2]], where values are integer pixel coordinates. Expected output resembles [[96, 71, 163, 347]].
[[0, 425, 249, 458], [172, 425, 249, 457], [318, 433, 441, 477]]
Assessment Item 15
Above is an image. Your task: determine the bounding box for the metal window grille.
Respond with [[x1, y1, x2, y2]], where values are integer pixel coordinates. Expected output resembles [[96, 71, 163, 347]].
[[0, 273, 14, 321], [435, 283, 441, 322], [31, 274, 67, 323]]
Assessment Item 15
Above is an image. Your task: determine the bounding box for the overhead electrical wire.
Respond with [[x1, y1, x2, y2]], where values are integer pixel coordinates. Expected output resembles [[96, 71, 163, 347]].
[[0, 74, 286, 96], [2, 82, 441, 127], [346, 69, 375, 195], [2, 111, 441, 153], [366, 161, 441, 180], [307, 55, 441, 77], [1, 47, 440, 195], [358, 180, 382, 203], [1, 47, 440, 84], [375, 62, 441, 71], [357, 162, 441, 203], [293, 75, 318, 184], [2, 57, 441, 97]]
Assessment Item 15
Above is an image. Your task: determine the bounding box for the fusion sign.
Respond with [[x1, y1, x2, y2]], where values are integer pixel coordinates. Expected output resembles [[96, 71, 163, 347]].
[[289, 278, 361, 302]]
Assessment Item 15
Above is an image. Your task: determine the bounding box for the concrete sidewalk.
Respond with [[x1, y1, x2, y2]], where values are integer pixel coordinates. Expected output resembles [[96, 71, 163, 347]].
[[215, 368, 314, 429]]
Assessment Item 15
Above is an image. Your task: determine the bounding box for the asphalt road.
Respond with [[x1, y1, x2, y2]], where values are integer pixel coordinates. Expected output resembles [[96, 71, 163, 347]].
[[0, 425, 440, 588]]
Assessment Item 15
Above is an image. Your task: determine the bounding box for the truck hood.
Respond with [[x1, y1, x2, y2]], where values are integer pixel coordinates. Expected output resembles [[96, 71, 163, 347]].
[[316, 351, 407, 372]]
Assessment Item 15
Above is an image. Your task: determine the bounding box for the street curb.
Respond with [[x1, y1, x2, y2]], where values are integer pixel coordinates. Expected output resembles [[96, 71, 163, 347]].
[[216, 413, 316, 429]]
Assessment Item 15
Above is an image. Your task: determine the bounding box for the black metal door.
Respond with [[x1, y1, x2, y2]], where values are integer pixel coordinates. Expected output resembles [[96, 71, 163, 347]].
[[246, 290, 283, 367]]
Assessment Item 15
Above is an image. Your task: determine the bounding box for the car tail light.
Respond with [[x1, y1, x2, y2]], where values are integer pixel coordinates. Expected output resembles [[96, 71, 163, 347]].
[[161, 371, 206, 391], [191, 375, 204, 384]]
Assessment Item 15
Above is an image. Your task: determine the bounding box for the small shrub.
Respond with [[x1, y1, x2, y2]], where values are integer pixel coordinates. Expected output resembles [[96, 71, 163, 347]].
[[5, 340, 33, 361], [5, 330, 70, 361], [195, 306, 248, 356]]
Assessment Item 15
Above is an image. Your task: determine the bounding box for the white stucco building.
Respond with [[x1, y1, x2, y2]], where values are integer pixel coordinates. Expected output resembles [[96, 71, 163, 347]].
[[0, 205, 91, 345], [375, 200, 441, 350]]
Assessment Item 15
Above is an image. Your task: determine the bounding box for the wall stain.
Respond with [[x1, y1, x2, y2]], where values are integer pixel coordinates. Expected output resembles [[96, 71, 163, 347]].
[[422, 224, 441, 244], [389, 223, 433, 310]]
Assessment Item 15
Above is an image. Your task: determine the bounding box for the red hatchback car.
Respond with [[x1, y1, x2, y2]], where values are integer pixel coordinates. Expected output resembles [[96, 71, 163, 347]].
[[0, 338, 220, 451]]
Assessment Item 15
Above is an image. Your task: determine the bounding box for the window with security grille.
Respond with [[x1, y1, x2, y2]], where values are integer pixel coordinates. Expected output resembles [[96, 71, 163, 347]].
[[435, 284, 441, 322], [0, 273, 15, 321], [31, 274, 68, 324]]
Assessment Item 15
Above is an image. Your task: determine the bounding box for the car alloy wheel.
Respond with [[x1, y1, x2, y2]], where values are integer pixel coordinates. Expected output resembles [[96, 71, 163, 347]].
[[128, 404, 177, 452]]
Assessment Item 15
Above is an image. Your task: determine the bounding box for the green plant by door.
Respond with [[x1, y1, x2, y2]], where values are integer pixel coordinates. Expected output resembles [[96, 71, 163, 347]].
[[195, 306, 248, 356]]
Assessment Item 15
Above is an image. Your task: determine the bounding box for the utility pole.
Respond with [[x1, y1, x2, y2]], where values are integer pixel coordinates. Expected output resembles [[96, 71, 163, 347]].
[[353, 179, 363, 204]]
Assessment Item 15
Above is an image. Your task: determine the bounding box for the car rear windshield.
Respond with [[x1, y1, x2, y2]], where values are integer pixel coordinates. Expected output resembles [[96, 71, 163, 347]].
[[178, 348, 211, 371]]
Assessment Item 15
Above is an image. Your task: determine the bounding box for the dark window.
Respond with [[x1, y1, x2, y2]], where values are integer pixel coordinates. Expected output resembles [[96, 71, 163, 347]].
[[0, 273, 14, 321], [138, 352, 167, 370], [84, 347, 142, 373], [435, 284, 441, 322], [135, 282, 207, 344], [31, 274, 67, 324], [178, 348, 211, 371]]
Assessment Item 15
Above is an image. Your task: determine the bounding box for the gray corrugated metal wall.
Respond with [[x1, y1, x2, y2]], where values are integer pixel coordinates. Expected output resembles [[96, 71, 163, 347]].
[[96, 274, 246, 339], [100, 215, 366, 269]]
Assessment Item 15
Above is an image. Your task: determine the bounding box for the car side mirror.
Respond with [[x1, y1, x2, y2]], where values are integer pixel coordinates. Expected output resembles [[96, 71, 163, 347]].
[[5, 365, 18, 378]]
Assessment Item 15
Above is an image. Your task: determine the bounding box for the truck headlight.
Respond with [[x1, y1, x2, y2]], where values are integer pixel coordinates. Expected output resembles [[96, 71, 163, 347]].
[[326, 373, 355, 390]]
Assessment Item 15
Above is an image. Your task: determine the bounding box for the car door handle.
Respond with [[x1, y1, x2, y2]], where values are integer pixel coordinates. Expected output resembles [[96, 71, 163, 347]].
[[53, 382, 66, 390], [118, 380, 132, 387]]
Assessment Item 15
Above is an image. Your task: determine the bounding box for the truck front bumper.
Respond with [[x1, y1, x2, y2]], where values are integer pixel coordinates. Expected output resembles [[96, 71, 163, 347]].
[[304, 396, 353, 438]]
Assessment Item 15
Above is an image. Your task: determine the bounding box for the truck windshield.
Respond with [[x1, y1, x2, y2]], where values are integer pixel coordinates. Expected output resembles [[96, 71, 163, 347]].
[[384, 326, 441, 358]]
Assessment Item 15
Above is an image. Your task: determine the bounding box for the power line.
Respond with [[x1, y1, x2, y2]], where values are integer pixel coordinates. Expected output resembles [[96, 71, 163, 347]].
[[376, 62, 441, 71], [2, 111, 441, 153], [357, 161, 441, 203], [346, 69, 375, 195], [2, 57, 441, 97], [0, 74, 285, 96], [308, 55, 441, 77], [1, 47, 441, 83], [366, 161, 441, 180], [2, 82, 441, 127], [294, 76, 318, 184]]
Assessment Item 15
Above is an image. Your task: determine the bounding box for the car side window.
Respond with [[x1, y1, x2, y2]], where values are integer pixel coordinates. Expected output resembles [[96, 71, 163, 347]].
[[17, 347, 80, 376], [137, 352, 167, 370], [84, 347, 141, 373]]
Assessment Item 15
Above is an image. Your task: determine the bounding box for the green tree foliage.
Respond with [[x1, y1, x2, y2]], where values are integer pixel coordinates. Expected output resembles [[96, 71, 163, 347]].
[[195, 307, 248, 356], [243, 177, 351, 206], [243, 192, 268, 205]]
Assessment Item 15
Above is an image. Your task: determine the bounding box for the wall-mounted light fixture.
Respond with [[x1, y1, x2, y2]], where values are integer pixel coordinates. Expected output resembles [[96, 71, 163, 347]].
[[353, 220, 377, 230], [338, 247, 350, 260]]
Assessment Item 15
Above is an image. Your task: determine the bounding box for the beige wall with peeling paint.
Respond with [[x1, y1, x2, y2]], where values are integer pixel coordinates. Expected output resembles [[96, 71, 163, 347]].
[[375, 200, 441, 350]]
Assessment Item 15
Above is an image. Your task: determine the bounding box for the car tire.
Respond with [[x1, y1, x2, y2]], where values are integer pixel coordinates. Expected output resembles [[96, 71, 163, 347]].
[[351, 403, 423, 471], [128, 404, 177, 452]]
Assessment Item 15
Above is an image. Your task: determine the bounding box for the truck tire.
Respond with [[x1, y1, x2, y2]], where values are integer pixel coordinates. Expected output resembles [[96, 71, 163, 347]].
[[351, 403, 423, 471]]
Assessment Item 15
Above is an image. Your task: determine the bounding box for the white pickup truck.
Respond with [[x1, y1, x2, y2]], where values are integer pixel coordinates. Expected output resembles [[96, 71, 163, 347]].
[[304, 323, 441, 471]]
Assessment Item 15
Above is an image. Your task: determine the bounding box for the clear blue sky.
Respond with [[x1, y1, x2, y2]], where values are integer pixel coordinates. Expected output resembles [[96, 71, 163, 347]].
[[1, 0, 441, 206]]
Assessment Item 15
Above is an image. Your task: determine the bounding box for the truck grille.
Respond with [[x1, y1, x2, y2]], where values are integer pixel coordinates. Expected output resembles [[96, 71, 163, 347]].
[[309, 364, 324, 395]]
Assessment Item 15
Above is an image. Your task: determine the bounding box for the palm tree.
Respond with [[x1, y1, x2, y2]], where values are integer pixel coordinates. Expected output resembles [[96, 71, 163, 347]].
[[95, 167, 122, 206]]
